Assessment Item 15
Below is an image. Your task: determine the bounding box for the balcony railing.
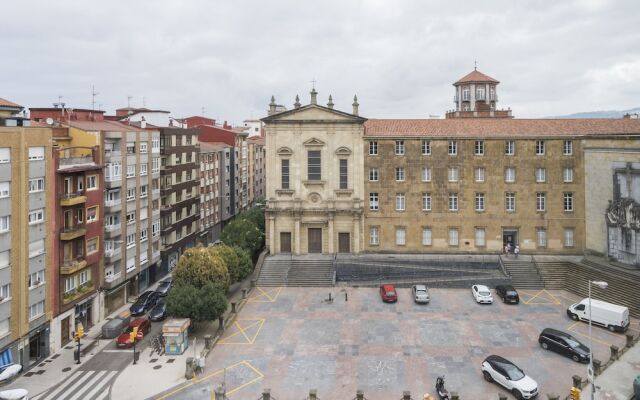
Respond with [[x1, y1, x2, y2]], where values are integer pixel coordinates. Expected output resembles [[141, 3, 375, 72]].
[[60, 192, 87, 206], [60, 257, 87, 275], [60, 224, 86, 241], [104, 247, 121, 258], [105, 223, 121, 232], [105, 271, 122, 283], [62, 281, 95, 304]]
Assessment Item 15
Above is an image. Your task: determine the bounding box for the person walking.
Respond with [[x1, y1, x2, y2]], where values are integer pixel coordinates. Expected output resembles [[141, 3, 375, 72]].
[[514, 244, 520, 259]]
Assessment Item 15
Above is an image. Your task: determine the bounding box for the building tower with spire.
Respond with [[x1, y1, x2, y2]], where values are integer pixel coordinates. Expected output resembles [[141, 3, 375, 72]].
[[446, 68, 512, 118]]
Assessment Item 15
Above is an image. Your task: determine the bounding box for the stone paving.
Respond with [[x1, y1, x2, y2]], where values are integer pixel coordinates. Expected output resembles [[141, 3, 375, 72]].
[[156, 287, 637, 400]]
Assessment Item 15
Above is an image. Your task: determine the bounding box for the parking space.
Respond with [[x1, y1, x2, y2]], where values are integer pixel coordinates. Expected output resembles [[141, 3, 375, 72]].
[[189, 287, 635, 399]]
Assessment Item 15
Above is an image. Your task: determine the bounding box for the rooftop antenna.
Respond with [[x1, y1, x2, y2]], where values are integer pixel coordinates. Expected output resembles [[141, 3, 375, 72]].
[[474, 60, 478, 70], [142, 96, 147, 107], [310, 78, 317, 90], [91, 85, 99, 111], [127, 95, 133, 108], [98, 103, 103, 111]]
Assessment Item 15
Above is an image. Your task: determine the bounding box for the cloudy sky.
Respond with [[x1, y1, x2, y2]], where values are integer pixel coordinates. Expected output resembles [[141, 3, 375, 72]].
[[1, 0, 639, 123]]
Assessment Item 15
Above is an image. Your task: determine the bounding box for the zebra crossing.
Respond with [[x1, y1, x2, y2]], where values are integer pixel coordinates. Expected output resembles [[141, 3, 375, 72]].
[[31, 370, 119, 400]]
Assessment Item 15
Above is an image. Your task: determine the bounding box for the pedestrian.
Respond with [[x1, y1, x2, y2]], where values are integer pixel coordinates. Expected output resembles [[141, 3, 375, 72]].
[[506, 242, 512, 256], [514, 244, 520, 259]]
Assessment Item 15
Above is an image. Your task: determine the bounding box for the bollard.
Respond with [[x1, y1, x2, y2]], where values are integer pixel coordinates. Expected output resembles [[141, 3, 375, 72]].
[[610, 345, 619, 361], [184, 357, 194, 380], [242, 288, 248, 299], [499, 395, 507, 400], [204, 334, 213, 350], [402, 391, 411, 400], [626, 334, 634, 348], [231, 302, 237, 313], [251, 279, 257, 288], [450, 392, 459, 400], [356, 390, 364, 400], [262, 388, 271, 400], [572, 375, 582, 388], [593, 359, 602, 375], [309, 389, 317, 400], [214, 385, 226, 400], [218, 316, 225, 331]]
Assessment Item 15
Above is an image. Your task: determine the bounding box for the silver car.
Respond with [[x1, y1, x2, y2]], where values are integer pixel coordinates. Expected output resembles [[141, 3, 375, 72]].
[[411, 284, 430, 304]]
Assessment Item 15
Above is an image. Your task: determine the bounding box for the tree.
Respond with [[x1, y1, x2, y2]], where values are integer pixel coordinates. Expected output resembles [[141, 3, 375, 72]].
[[241, 206, 265, 233], [234, 246, 253, 281], [166, 283, 228, 322], [172, 245, 230, 292], [209, 245, 240, 283], [221, 219, 264, 256]]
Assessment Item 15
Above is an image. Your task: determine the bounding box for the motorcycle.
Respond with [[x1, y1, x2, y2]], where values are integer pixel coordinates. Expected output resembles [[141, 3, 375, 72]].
[[435, 376, 450, 400]]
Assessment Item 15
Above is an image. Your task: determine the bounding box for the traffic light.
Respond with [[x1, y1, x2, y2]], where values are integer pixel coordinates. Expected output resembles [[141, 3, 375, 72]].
[[130, 327, 139, 344], [570, 387, 581, 400], [75, 323, 85, 342]]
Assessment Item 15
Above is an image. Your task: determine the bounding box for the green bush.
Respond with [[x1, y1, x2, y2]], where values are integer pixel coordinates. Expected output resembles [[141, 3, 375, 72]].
[[209, 244, 240, 283], [173, 245, 230, 292], [166, 283, 228, 322], [234, 246, 253, 281], [220, 219, 264, 256]]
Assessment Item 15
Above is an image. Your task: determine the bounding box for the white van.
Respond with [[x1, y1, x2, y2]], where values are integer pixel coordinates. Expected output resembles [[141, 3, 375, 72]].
[[566, 298, 630, 332]]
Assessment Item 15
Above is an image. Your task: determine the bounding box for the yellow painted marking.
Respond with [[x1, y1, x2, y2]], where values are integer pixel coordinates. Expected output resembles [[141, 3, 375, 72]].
[[566, 325, 613, 346], [523, 289, 561, 305], [218, 319, 265, 345], [248, 287, 282, 303], [155, 360, 263, 399]]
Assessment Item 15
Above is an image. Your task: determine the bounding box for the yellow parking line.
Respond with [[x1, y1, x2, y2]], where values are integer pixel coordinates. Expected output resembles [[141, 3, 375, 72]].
[[218, 319, 265, 345], [566, 326, 612, 346], [248, 287, 282, 303], [523, 289, 545, 304], [155, 360, 251, 399], [226, 361, 265, 395]]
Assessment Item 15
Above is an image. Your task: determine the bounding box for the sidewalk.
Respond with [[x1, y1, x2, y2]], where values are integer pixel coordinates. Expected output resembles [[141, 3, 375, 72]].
[[582, 341, 640, 399]]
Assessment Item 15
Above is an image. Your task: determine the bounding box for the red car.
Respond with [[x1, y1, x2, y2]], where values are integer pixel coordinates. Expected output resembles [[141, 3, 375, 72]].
[[379, 284, 398, 303], [116, 318, 151, 348]]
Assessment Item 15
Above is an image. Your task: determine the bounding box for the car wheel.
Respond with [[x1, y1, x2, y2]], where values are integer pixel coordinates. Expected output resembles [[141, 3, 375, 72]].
[[607, 325, 616, 332], [482, 371, 493, 382], [572, 354, 580, 362], [570, 313, 579, 321], [541, 342, 549, 350], [512, 389, 523, 400]]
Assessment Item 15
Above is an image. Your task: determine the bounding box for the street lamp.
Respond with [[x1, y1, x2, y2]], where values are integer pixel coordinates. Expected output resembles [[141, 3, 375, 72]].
[[588, 280, 608, 400]]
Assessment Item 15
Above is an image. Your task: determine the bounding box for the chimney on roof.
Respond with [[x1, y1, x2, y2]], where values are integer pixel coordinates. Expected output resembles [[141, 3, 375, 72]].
[[352, 95, 359, 116], [294, 95, 301, 109], [310, 88, 318, 105], [327, 95, 334, 109], [269, 96, 276, 115]]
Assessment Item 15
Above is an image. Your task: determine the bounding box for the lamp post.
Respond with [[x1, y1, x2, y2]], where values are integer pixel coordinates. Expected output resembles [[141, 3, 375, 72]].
[[588, 280, 608, 400]]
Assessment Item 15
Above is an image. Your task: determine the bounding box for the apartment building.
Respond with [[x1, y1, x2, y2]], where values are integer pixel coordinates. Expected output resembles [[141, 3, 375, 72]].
[[247, 135, 265, 204], [0, 99, 53, 370], [198, 142, 232, 244]]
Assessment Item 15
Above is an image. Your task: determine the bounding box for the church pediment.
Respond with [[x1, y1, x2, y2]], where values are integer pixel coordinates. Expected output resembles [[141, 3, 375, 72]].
[[262, 104, 366, 124], [277, 146, 294, 155], [335, 146, 352, 156], [303, 138, 325, 147]]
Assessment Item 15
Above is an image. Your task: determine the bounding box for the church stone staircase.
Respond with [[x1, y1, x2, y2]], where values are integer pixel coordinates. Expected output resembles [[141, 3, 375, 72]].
[[257, 255, 335, 287], [500, 255, 544, 289]]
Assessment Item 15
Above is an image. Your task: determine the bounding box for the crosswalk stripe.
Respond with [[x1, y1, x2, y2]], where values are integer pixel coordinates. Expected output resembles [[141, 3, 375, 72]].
[[43, 370, 95, 400], [67, 370, 107, 400], [94, 389, 109, 400], [39, 370, 81, 400], [81, 370, 118, 400]]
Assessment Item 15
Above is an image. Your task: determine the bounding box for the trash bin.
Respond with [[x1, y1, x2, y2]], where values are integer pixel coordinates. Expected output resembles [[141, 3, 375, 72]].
[[185, 357, 195, 380]]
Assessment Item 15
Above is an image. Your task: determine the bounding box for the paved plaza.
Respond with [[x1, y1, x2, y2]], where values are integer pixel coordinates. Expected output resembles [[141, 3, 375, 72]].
[[156, 287, 636, 400]]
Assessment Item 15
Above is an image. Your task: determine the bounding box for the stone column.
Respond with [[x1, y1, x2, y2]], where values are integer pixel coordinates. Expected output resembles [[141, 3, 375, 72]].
[[328, 216, 334, 254], [268, 216, 276, 254], [353, 216, 360, 254], [457, 85, 462, 110], [294, 217, 301, 255], [470, 83, 476, 111], [485, 83, 490, 107]]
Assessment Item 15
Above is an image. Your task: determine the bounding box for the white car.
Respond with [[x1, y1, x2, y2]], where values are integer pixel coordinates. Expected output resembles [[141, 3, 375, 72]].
[[482, 355, 538, 399], [411, 284, 430, 304], [0, 364, 22, 383], [472, 284, 493, 304], [0, 388, 29, 400]]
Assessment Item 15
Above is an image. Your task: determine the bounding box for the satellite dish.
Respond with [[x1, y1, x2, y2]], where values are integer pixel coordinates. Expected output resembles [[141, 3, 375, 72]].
[[46, 118, 54, 126]]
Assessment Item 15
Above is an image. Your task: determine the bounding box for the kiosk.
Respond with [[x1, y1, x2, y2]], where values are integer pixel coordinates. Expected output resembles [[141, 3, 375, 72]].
[[162, 318, 191, 355]]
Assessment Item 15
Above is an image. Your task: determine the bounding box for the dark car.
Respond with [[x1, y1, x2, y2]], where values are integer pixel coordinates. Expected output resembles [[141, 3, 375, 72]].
[[155, 279, 173, 297], [495, 285, 520, 304], [538, 328, 590, 363], [116, 318, 151, 348], [379, 284, 398, 303], [129, 291, 159, 316], [149, 298, 167, 322]]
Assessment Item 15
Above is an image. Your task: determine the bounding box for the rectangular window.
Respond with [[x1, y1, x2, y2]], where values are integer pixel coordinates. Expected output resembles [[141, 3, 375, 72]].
[[505, 192, 516, 212], [0, 148, 10, 163], [421, 140, 431, 155], [140, 142, 148, 154], [87, 238, 98, 254], [537, 228, 547, 247], [152, 221, 161, 237], [152, 137, 160, 152], [126, 257, 136, 273], [564, 228, 574, 247], [395, 167, 405, 182], [396, 227, 406, 245], [474, 140, 484, 155], [395, 140, 405, 155], [448, 193, 458, 211], [281, 159, 290, 189], [126, 164, 136, 178], [369, 193, 379, 210], [29, 301, 45, 320], [152, 157, 160, 173], [449, 228, 459, 246], [28, 239, 44, 258], [369, 141, 378, 155], [28, 147, 45, 161], [126, 211, 136, 224], [0, 284, 10, 300], [87, 175, 98, 190], [474, 167, 485, 182], [126, 233, 136, 248], [140, 164, 148, 176], [563, 167, 573, 183], [421, 167, 432, 182], [126, 142, 135, 154], [126, 187, 136, 201], [0, 216, 9, 233], [504, 140, 515, 155], [564, 192, 573, 212], [369, 227, 379, 245], [535, 168, 546, 183], [77, 177, 84, 192], [140, 228, 148, 242], [29, 270, 44, 287], [307, 150, 321, 181], [87, 206, 97, 223], [339, 159, 348, 189], [448, 167, 459, 182], [0, 318, 8, 336], [422, 228, 432, 246], [536, 192, 546, 212], [64, 276, 76, 293], [563, 140, 573, 155], [422, 193, 432, 211], [395, 193, 405, 211], [28, 209, 44, 224], [28, 178, 45, 193], [0, 182, 9, 198], [475, 228, 486, 247], [79, 270, 89, 285], [448, 140, 457, 155], [368, 168, 379, 181], [475, 192, 485, 211], [505, 167, 516, 183], [0, 250, 9, 269], [105, 162, 121, 181], [140, 185, 148, 198], [536, 140, 545, 155]]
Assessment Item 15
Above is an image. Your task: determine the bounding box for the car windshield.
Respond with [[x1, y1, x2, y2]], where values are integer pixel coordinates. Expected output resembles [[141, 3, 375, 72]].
[[479, 291, 491, 296], [416, 290, 427, 295], [387, 291, 396, 296], [501, 363, 525, 380], [564, 337, 581, 348], [506, 291, 518, 296]]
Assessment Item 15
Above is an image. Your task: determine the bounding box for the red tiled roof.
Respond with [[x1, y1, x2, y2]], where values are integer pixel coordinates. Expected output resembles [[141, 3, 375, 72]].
[[200, 141, 231, 152], [0, 97, 23, 108], [65, 120, 150, 132], [455, 70, 499, 84], [364, 118, 640, 138]]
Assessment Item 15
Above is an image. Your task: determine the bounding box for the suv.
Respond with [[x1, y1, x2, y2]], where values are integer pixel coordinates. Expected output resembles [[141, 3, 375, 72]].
[[495, 285, 519, 304], [538, 328, 590, 363], [129, 291, 160, 316], [379, 284, 398, 303], [482, 355, 538, 399]]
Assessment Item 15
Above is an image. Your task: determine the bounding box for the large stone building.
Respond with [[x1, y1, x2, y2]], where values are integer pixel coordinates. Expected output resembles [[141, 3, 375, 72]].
[[263, 72, 640, 257]]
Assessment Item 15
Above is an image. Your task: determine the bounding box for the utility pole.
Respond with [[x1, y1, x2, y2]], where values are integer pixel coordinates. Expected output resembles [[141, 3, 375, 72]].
[[91, 85, 99, 111]]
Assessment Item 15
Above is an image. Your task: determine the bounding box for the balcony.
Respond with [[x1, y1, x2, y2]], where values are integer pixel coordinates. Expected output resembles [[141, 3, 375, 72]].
[[60, 257, 87, 275], [57, 147, 99, 171], [60, 192, 87, 207], [104, 247, 121, 262], [62, 281, 95, 305], [60, 224, 86, 241]]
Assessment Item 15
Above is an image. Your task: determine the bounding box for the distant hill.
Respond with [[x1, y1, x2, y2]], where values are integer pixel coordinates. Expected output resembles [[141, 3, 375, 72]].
[[550, 107, 640, 119]]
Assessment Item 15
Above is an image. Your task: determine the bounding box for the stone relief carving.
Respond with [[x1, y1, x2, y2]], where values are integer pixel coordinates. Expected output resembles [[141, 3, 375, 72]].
[[606, 197, 640, 231]]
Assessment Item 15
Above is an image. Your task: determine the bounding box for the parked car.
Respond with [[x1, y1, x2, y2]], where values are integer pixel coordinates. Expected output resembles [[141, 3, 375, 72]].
[[0, 364, 22, 383], [379, 284, 398, 303], [116, 318, 151, 348], [0, 389, 29, 400], [481, 355, 539, 399], [495, 285, 519, 304], [538, 328, 590, 363], [566, 298, 630, 332], [129, 291, 160, 316], [472, 285, 493, 304], [411, 284, 430, 304], [155, 279, 173, 297], [149, 298, 167, 322]]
